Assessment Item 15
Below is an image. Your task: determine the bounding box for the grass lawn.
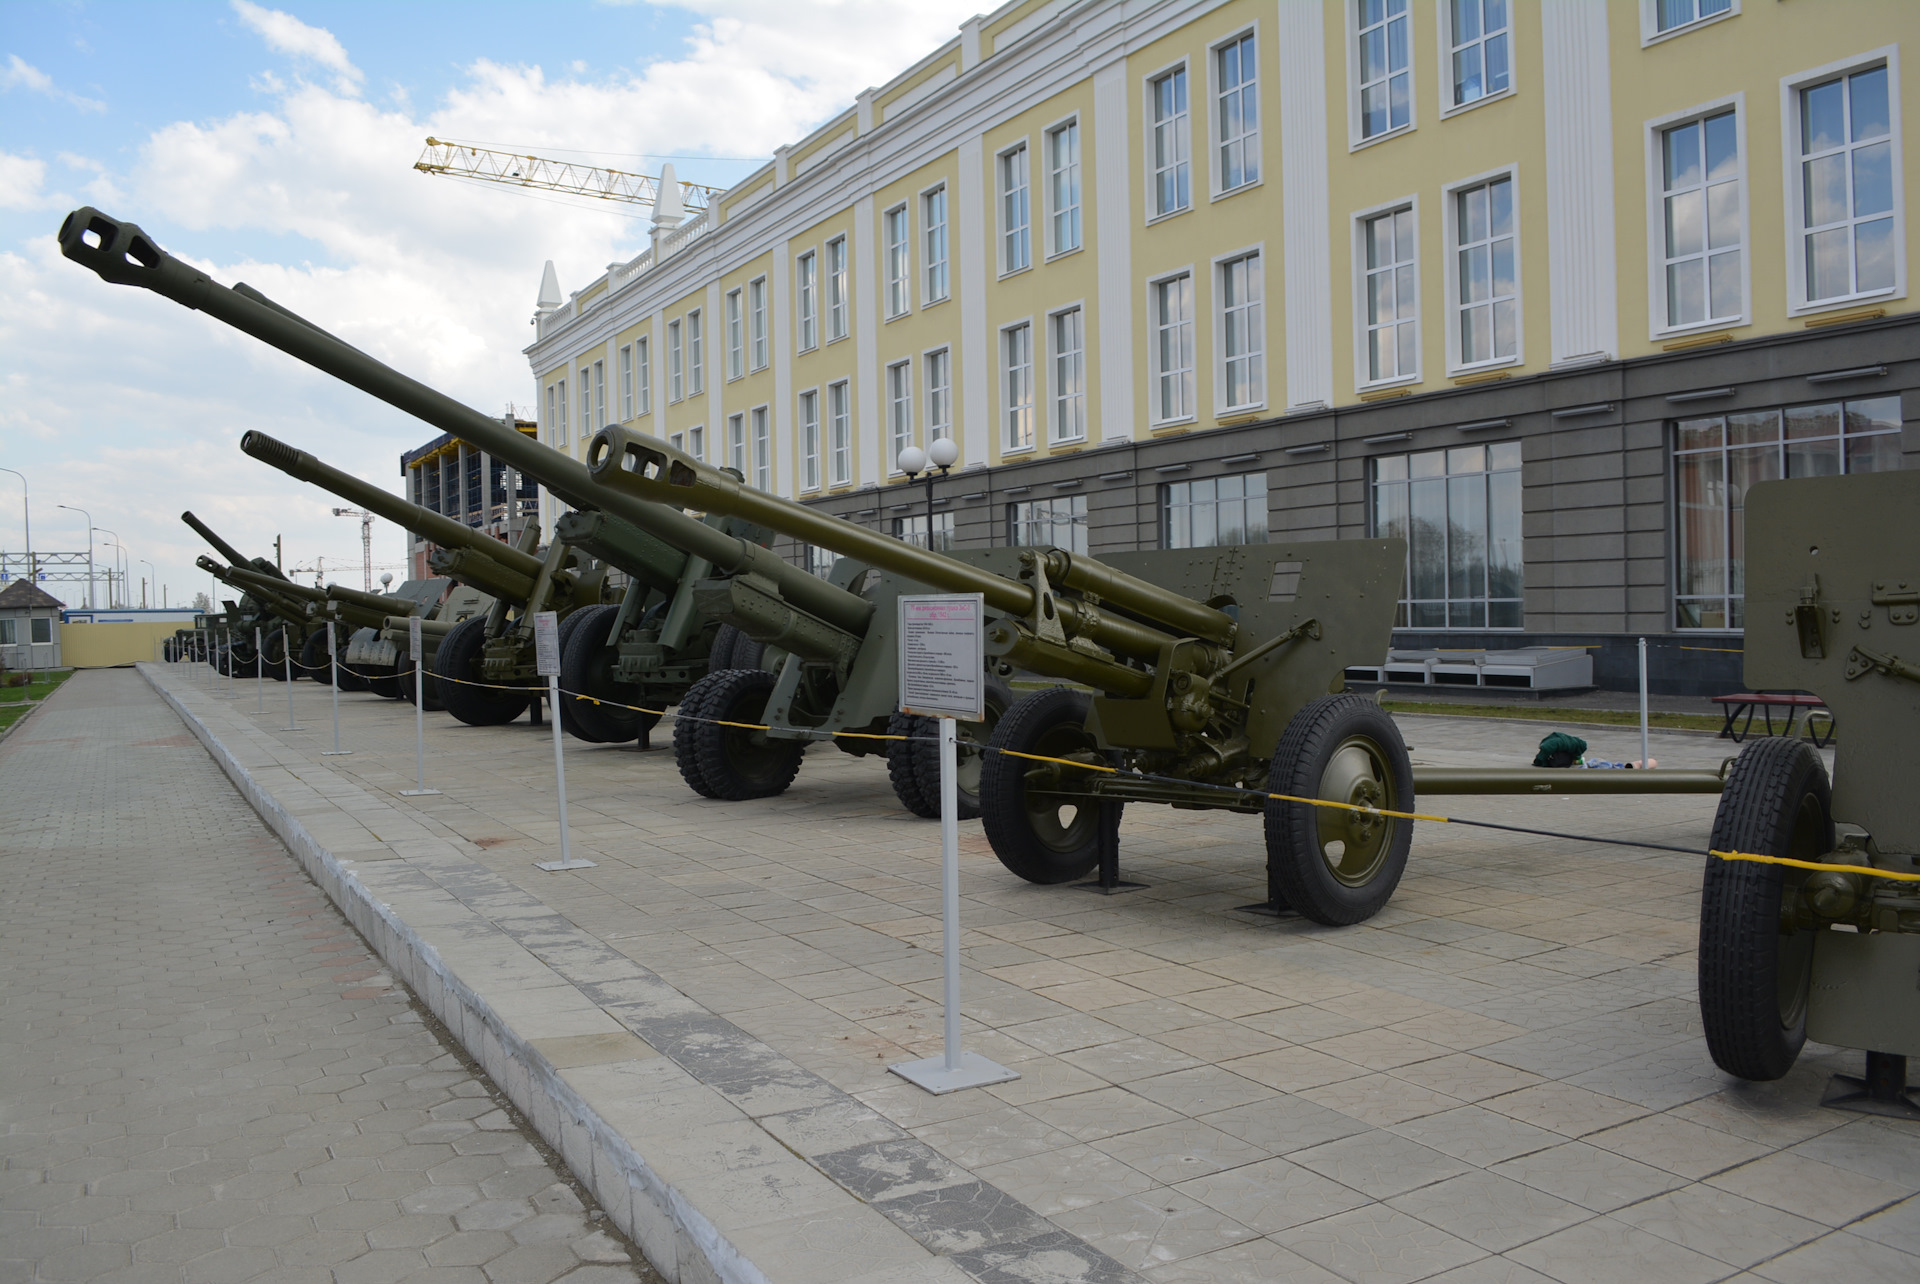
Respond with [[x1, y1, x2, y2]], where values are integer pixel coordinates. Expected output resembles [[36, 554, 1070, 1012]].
[[0, 669, 75, 734]]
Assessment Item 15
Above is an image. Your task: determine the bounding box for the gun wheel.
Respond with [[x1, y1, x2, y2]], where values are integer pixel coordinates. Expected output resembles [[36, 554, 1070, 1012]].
[[558, 603, 659, 744], [887, 677, 1015, 820], [299, 629, 332, 684], [1265, 694, 1414, 926], [434, 616, 531, 726], [1699, 737, 1831, 1082], [674, 668, 803, 801], [979, 687, 1109, 884], [708, 624, 767, 674]]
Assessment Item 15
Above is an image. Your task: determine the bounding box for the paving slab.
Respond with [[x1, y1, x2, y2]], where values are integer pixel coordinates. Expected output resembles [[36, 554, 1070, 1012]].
[[127, 660, 1920, 1284]]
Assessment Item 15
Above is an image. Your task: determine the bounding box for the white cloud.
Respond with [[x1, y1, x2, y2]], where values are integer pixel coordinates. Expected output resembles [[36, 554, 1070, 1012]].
[[1, 54, 106, 112], [0, 152, 49, 210], [230, 1, 365, 94]]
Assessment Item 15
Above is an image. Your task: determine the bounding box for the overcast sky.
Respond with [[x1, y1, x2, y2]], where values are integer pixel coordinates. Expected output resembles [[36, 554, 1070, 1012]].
[[2, 0, 979, 609]]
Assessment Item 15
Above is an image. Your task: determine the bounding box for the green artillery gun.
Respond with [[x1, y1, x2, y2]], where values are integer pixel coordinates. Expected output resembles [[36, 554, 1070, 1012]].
[[1698, 468, 1920, 1115], [181, 510, 309, 678]]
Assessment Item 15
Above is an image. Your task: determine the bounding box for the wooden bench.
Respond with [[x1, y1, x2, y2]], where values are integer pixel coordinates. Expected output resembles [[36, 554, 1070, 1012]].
[[1711, 692, 1836, 747]]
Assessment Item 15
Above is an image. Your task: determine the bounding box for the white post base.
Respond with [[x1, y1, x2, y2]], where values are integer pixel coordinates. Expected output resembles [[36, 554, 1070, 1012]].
[[535, 858, 597, 872], [889, 1051, 1019, 1096]]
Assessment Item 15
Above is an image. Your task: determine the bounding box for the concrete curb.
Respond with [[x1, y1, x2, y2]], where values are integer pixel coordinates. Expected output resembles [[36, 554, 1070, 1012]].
[[143, 664, 767, 1284]]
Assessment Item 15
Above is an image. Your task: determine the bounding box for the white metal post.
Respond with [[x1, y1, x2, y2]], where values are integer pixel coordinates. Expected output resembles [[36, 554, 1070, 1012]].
[[533, 611, 594, 871], [400, 618, 436, 796], [255, 627, 265, 712], [939, 715, 962, 1072], [225, 628, 235, 695], [1638, 637, 1651, 770], [323, 622, 350, 755], [283, 631, 299, 730]]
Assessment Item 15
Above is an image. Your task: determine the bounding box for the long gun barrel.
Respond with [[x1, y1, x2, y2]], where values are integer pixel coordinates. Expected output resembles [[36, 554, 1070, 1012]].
[[183, 511, 287, 582], [194, 555, 307, 625], [220, 561, 423, 630], [61, 207, 864, 636]]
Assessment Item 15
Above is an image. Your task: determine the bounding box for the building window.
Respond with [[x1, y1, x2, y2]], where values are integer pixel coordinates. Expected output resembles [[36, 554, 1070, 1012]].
[[829, 381, 851, 485], [1216, 34, 1259, 191], [1150, 67, 1191, 217], [888, 360, 914, 469], [667, 321, 683, 402], [1152, 273, 1195, 422], [687, 310, 704, 394], [1164, 474, 1267, 549], [726, 412, 745, 476], [1373, 442, 1522, 629], [546, 381, 561, 445], [0, 619, 14, 645], [1673, 396, 1900, 629], [726, 288, 744, 379], [1048, 120, 1081, 254], [636, 337, 651, 415], [1660, 109, 1742, 328], [804, 545, 839, 579], [1454, 174, 1517, 366], [796, 251, 818, 352], [1009, 495, 1088, 553], [1219, 252, 1263, 410], [799, 390, 820, 491], [1002, 323, 1034, 451], [579, 366, 594, 440], [1000, 144, 1031, 272], [1051, 307, 1086, 443], [619, 345, 634, 420], [1357, 0, 1412, 140], [926, 348, 952, 442], [669, 431, 682, 453], [1363, 206, 1418, 383], [749, 278, 768, 370], [687, 424, 704, 463], [30, 617, 51, 644], [593, 361, 606, 432], [885, 205, 911, 317], [1655, 0, 1732, 36], [1795, 62, 1896, 306], [892, 512, 954, 553], [827, 236, 849, 341], [1447, 0, 1510, 109], [752, 406, 770, 491], [923, 187, 950, 302]]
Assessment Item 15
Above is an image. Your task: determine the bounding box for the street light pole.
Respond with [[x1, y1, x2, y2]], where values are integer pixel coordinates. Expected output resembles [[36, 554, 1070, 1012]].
[[895, 437, 960, 551], [0, 468, 28, 584], [56, 504, 94, 608], [98, 529, 122, 608], [140, 559, 155, 610]]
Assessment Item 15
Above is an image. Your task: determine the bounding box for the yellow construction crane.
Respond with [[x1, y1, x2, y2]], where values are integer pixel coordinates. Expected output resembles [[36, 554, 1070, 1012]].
[[413, 138, 727, 215]]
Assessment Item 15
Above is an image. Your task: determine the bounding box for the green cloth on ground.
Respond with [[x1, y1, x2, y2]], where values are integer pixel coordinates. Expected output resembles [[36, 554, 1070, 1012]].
[[1533, 732, 1588, 769]]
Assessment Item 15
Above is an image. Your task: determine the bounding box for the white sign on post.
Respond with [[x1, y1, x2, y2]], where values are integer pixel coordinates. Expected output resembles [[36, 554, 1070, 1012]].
[[533, 610, 593, 871], [399, 609, 437, 797], [409, 614, 423, 661], [897, 593, 985, 722], [533, 609, 562, 677]]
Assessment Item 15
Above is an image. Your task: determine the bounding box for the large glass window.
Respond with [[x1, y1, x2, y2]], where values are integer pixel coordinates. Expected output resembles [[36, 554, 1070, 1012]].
[[1216, 34, 1259, 191], [923, 187, 949, 302], [1219, 252, 1263, 410], [1164, 473, 1267, 549], [1673, 396, 1900, 629], [1657, 0, 1731, 35], [1448, 0, 1509, 108], [1357, 0, 1411, 140], [1003, 323, 1034, 451], [926, 348, 952, 442], [888, 360, 914, 468], [796, 251, 818, 351], [892, 512, 954, 553], [885, 206, 911, 317], [687, 310, 704, 394], [635, 338, 650, 415], [1001, 144, 1031, 272], [619, 344, 634, 419], [1364, 207, 1418, 383], [1151, 67, 1191, 216], [829, 381, 851, 485], [1372, 441, 1523, 629], [749, 279, 767, 371], [1051, 308, 1086, 443], [1048, 121, 1082, 254], [726, 289, 743, 379], [1798, 64, 1895, 304], [799, 389, 820, 491], [726, 412, 745, 476], [1009, 496, 1089, 554], [827, 236, 849, 340], [752, 406, 770, 491], [1153, 273, 1195, 422], [668, 321, 683, 401], [1455, 175, 1517, 366], [1662, 110, 1742, 327]]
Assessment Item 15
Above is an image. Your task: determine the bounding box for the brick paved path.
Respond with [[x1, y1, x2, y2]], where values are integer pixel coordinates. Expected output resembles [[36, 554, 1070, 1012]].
[[0, 671, 660, 1284]]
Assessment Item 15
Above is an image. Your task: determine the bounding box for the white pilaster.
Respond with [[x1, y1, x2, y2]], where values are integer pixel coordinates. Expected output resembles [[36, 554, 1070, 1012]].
[[957, 136, 989, 468], [706, 280, 722, 456], [853, 196, 881, 486], [1092, 60, 1135, 442], [1540, 0, 1618, 366], [770, 237, 792, 497], [1279, 1, 1333, 410]]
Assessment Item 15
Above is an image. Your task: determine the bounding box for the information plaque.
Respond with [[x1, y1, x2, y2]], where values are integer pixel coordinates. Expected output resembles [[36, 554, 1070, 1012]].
[[408, 614, 423, 661], [532, 610, 561, 677], [897, 594, 984, 722]]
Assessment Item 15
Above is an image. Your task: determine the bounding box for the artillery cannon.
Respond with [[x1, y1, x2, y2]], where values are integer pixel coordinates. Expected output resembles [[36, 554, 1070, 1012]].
[[1697, 468, 1920, 1114], [181, 511, 308, 677]]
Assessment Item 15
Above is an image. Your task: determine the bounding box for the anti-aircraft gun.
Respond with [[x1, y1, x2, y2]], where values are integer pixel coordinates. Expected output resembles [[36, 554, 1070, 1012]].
[[1698, 468, 1920, 1115], [180, 511, 309, 678]]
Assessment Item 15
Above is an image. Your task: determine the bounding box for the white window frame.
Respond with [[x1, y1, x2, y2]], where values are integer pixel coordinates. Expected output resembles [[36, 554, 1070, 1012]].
[[751, 405, 770, 491], [924, 346, 952, 443], [726, 412, 746, 476], [1049, 303, 1087, 444], [1443, 166, 1524, 374], [686, 309, 704, 395], [619, 344, 634, 420], [687, 424, 704, 463], [828, 380, 852, 485], [1780, 47, 1905, 317], [884, 204, 912, 318], [1045, 114, 1083, 258], [546, 380, 562, 445], [1145, 59, 1193, 222], [1148, 269, 1197, 426], [887, 359, 915, 473], [1352, 196, 1421, 390], [1645, 95, 1750, 339], [1347, 0, 1416, 150], [1214, 247, 1266, 415], [667, 320, 683, 402], [725, 288, 745, 381], [796, 250, 819, 352], [826, 236, 849, 342], [922, 184, 950, 303], [1639, 0, 1738, 48], [798, 388, 821, 492], [1209, 27, 1262, 198], [749, 277, 768, 371], [635, 336, 651, 415], [593, 360, 606, 433], [1437, 0, 1516, 118], [1001, 319, 1035, 453], [578, 365, 594, 440], [998, 141, 1032, 275]]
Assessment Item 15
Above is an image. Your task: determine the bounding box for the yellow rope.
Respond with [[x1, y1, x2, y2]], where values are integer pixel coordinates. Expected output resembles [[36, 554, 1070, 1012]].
[[1709, 850, 1920, 883]]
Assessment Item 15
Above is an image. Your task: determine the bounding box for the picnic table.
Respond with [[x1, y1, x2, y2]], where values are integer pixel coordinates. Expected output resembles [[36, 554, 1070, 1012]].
[[1711, 691, 1835, 747]]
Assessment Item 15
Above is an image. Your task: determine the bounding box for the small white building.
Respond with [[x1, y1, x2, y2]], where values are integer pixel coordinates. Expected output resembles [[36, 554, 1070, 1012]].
[[0, 580, 63, 670]]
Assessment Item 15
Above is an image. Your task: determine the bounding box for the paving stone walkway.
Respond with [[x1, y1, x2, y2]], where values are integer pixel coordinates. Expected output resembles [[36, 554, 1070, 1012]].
[[0, 670, 660, 1284]]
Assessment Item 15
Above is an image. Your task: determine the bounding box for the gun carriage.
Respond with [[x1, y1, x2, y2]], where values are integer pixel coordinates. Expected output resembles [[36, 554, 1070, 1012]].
[[180, 510, 308, 678]]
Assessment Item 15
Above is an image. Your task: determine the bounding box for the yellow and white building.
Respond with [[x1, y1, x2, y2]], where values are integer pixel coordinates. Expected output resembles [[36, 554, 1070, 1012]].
[[527, 0, 1916, 692]]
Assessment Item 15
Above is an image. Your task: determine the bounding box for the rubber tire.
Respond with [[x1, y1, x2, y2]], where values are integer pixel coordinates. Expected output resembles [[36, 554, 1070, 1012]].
[[334, 651, 370, 693], [708, 624, 767, 673], [558, 604, 657, 745], [886, 678, 1015, 820], [978, 687, 1110, 884], [299, 629, 332, 685], [672, 672, 724, 798], [434, 616, 532, 726], [677, 668, 803, 801], [263, 626, 290, 680], [1698, 737, 1832, 1082], [365, 661, 402, 699], [394, 652, 443, 711], [1264, 694, 1416, 926]]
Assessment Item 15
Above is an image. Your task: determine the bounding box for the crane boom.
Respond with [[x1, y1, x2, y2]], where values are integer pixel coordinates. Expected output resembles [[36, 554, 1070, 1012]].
[[413, 138, 726, 212]]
